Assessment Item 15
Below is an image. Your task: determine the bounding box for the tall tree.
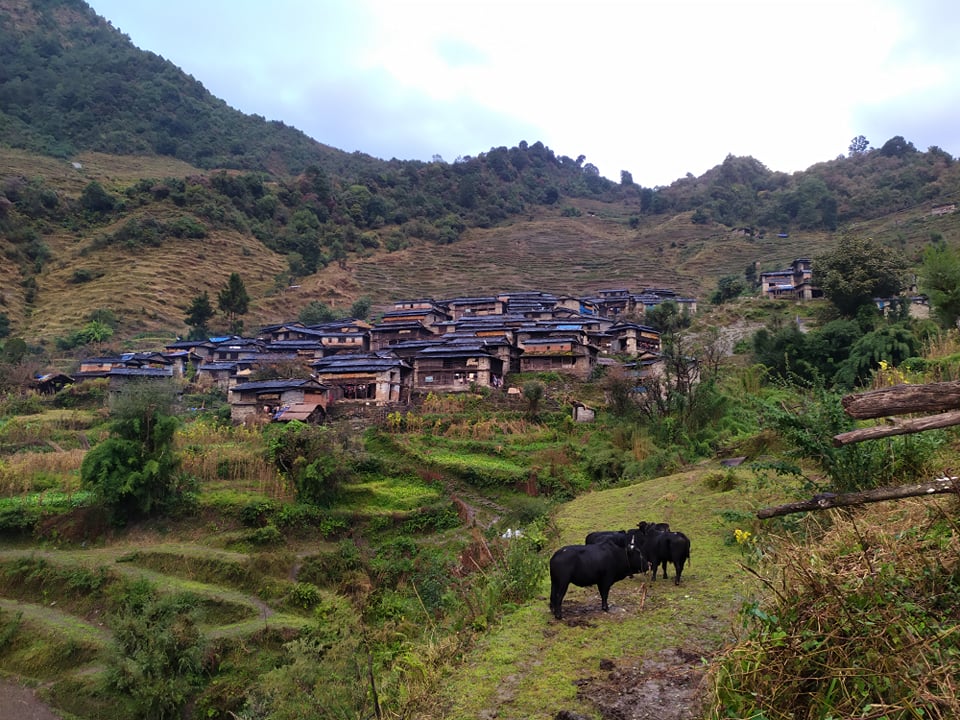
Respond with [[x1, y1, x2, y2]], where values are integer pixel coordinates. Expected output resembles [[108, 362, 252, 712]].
[[80, 380, 183, 522], [848, 135, 870, 155], [184, 290, 214, 340], [218, 273, 250, 335], [813, 236, 907, 317], [921, 243, 960, 328]]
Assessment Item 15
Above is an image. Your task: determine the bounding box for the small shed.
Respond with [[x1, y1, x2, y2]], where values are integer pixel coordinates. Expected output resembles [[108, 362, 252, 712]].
[[273, 402, 326, 424]]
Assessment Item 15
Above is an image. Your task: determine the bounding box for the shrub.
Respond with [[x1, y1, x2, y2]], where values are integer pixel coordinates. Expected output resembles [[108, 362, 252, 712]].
[[709, 507, 960, 720], [287, 582, 321, 610], [107, 586, 205, 720], [247, 523, 283, 545]]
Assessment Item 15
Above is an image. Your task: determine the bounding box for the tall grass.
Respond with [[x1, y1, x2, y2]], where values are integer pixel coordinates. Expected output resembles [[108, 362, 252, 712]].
[[708, 500, 960, 720], [0, 449, 85, 495], [176, 420, 286, 496]]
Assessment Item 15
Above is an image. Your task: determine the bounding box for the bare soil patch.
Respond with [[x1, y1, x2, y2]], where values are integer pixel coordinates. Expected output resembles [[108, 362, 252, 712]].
[[0, 680, 62, 720], [575, 647, 708, 720]]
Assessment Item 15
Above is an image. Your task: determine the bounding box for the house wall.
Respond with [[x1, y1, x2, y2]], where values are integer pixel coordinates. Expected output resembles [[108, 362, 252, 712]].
[[414, 356, 500, 391], [318, 372, 407, 404], [519, 354, 592, 379]]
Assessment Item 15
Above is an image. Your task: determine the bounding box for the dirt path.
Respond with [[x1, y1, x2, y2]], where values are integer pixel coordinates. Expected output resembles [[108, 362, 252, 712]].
[[0, 680, 62, 720]]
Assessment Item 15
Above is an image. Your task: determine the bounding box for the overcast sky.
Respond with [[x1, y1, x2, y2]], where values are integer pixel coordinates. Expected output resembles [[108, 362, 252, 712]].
[[86, 0, 960, 187]]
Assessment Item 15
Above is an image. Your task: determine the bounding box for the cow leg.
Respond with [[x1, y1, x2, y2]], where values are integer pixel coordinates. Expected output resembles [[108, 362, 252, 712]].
[[598, 582, 612, 612], [550, 581, 569, 619]]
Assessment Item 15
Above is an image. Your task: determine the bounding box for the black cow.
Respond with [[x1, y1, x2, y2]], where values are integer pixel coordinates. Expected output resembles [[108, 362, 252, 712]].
[[637, 521, 670, 534], [549, 536, 647, 619], [585, 529, 627, 545], [640, 527, 691, 585], [585, 530, 649, 577]]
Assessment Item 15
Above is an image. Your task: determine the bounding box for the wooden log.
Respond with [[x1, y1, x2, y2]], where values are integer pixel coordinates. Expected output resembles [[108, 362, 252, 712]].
[[842, 381, 960, 419], [756, 476, 959, 519], [833, 410, 960, 446]]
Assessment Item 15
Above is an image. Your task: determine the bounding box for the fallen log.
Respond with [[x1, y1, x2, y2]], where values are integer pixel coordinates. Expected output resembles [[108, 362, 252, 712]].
[[832, 410, 960, 446], [842, 381, 960, 419], [756, 476, 959, 519]]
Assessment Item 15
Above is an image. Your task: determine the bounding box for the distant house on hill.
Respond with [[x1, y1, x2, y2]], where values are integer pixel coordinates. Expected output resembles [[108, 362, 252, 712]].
[[760, 258, 822, 301]]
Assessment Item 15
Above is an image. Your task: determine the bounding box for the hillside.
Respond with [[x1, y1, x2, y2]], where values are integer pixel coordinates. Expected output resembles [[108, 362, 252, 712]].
[[4, 143, 960, 357], [5, 0, 960, 362]]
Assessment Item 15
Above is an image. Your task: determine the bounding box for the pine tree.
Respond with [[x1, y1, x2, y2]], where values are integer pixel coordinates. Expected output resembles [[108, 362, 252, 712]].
[[184, 290, 214, 340], [217, 273, 250, 335]]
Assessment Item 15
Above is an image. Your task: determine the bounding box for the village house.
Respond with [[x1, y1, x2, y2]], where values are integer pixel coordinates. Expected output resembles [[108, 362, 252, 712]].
[[606, 322, 662, 355], [194, 361, 240, 391], [411, 341, 505, 392], [228, 378, 329, 425], [311, 353, 411, 404], [75, 352, 174, 379], [636, 288, 699, 315], [165, 338, 217, 363], [102, 367, 175, 399], [588, 288, 636, 318], [518, 336, 598, 379], [369, 320, 439, 351], [759, 258, 821, 301], [380, 301, 451, 329], [211, 337, 265, 363], [261, 320, 370, 355], [445, 296, 505, 320]]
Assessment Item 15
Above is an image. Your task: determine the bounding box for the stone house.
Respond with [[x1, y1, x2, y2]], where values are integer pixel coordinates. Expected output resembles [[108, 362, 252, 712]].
[[759, 258, 821, 301], [228, 378, 329, 424], [411, 341, 505, 393], [311, 353, 411, 404], [518, 336, 598, 379]]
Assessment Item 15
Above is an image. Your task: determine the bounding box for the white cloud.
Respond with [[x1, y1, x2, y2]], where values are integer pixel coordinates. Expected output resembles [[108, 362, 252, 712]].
[[88, 0, 960, 185]]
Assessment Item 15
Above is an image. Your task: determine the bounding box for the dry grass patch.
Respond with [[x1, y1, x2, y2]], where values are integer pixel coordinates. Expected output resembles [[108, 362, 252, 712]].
[[0, 449, 84, 495], [708, 498, 960, 720]]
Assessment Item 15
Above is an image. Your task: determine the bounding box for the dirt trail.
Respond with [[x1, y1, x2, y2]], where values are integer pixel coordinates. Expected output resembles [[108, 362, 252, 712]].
[[0, 681, 62, 720]]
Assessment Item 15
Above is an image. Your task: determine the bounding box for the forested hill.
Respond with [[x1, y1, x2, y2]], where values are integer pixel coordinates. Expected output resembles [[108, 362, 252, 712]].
[[5, 0, 960, 353], [4, 0, 960, 234], [0, 0, 344, 174]]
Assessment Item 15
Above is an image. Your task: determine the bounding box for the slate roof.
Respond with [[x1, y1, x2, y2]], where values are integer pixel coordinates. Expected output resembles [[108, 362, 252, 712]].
[[232, 378, 327, 393], [312, 353, 410, 373]]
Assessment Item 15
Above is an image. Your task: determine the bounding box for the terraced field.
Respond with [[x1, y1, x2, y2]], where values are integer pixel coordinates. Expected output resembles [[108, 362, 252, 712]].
[[0, 534, 325, 711]]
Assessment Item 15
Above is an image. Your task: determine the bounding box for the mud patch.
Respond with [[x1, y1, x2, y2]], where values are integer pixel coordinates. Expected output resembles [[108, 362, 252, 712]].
[[574, 647, 708, 720]]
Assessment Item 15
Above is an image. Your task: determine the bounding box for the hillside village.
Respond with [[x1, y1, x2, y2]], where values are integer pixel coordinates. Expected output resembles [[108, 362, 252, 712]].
[[37, 250, 937, 427], [62, 287, 698, 424]]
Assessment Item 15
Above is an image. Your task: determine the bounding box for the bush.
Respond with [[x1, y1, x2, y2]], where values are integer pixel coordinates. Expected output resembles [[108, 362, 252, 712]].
[[107, 585, 205, 720], [710, 507, 960, 720], [247, 523, 283, 545]]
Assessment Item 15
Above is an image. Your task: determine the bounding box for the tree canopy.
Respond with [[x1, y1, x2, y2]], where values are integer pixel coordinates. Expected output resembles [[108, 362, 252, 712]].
[[920, 243, 960, 328], [813, 235, 907, 316], [80, 380, 185, 521], [217, 273, 250, 335]]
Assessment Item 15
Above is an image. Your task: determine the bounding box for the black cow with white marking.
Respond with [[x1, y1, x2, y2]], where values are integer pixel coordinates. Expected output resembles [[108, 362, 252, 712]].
[[549, 535, 647, 619]]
